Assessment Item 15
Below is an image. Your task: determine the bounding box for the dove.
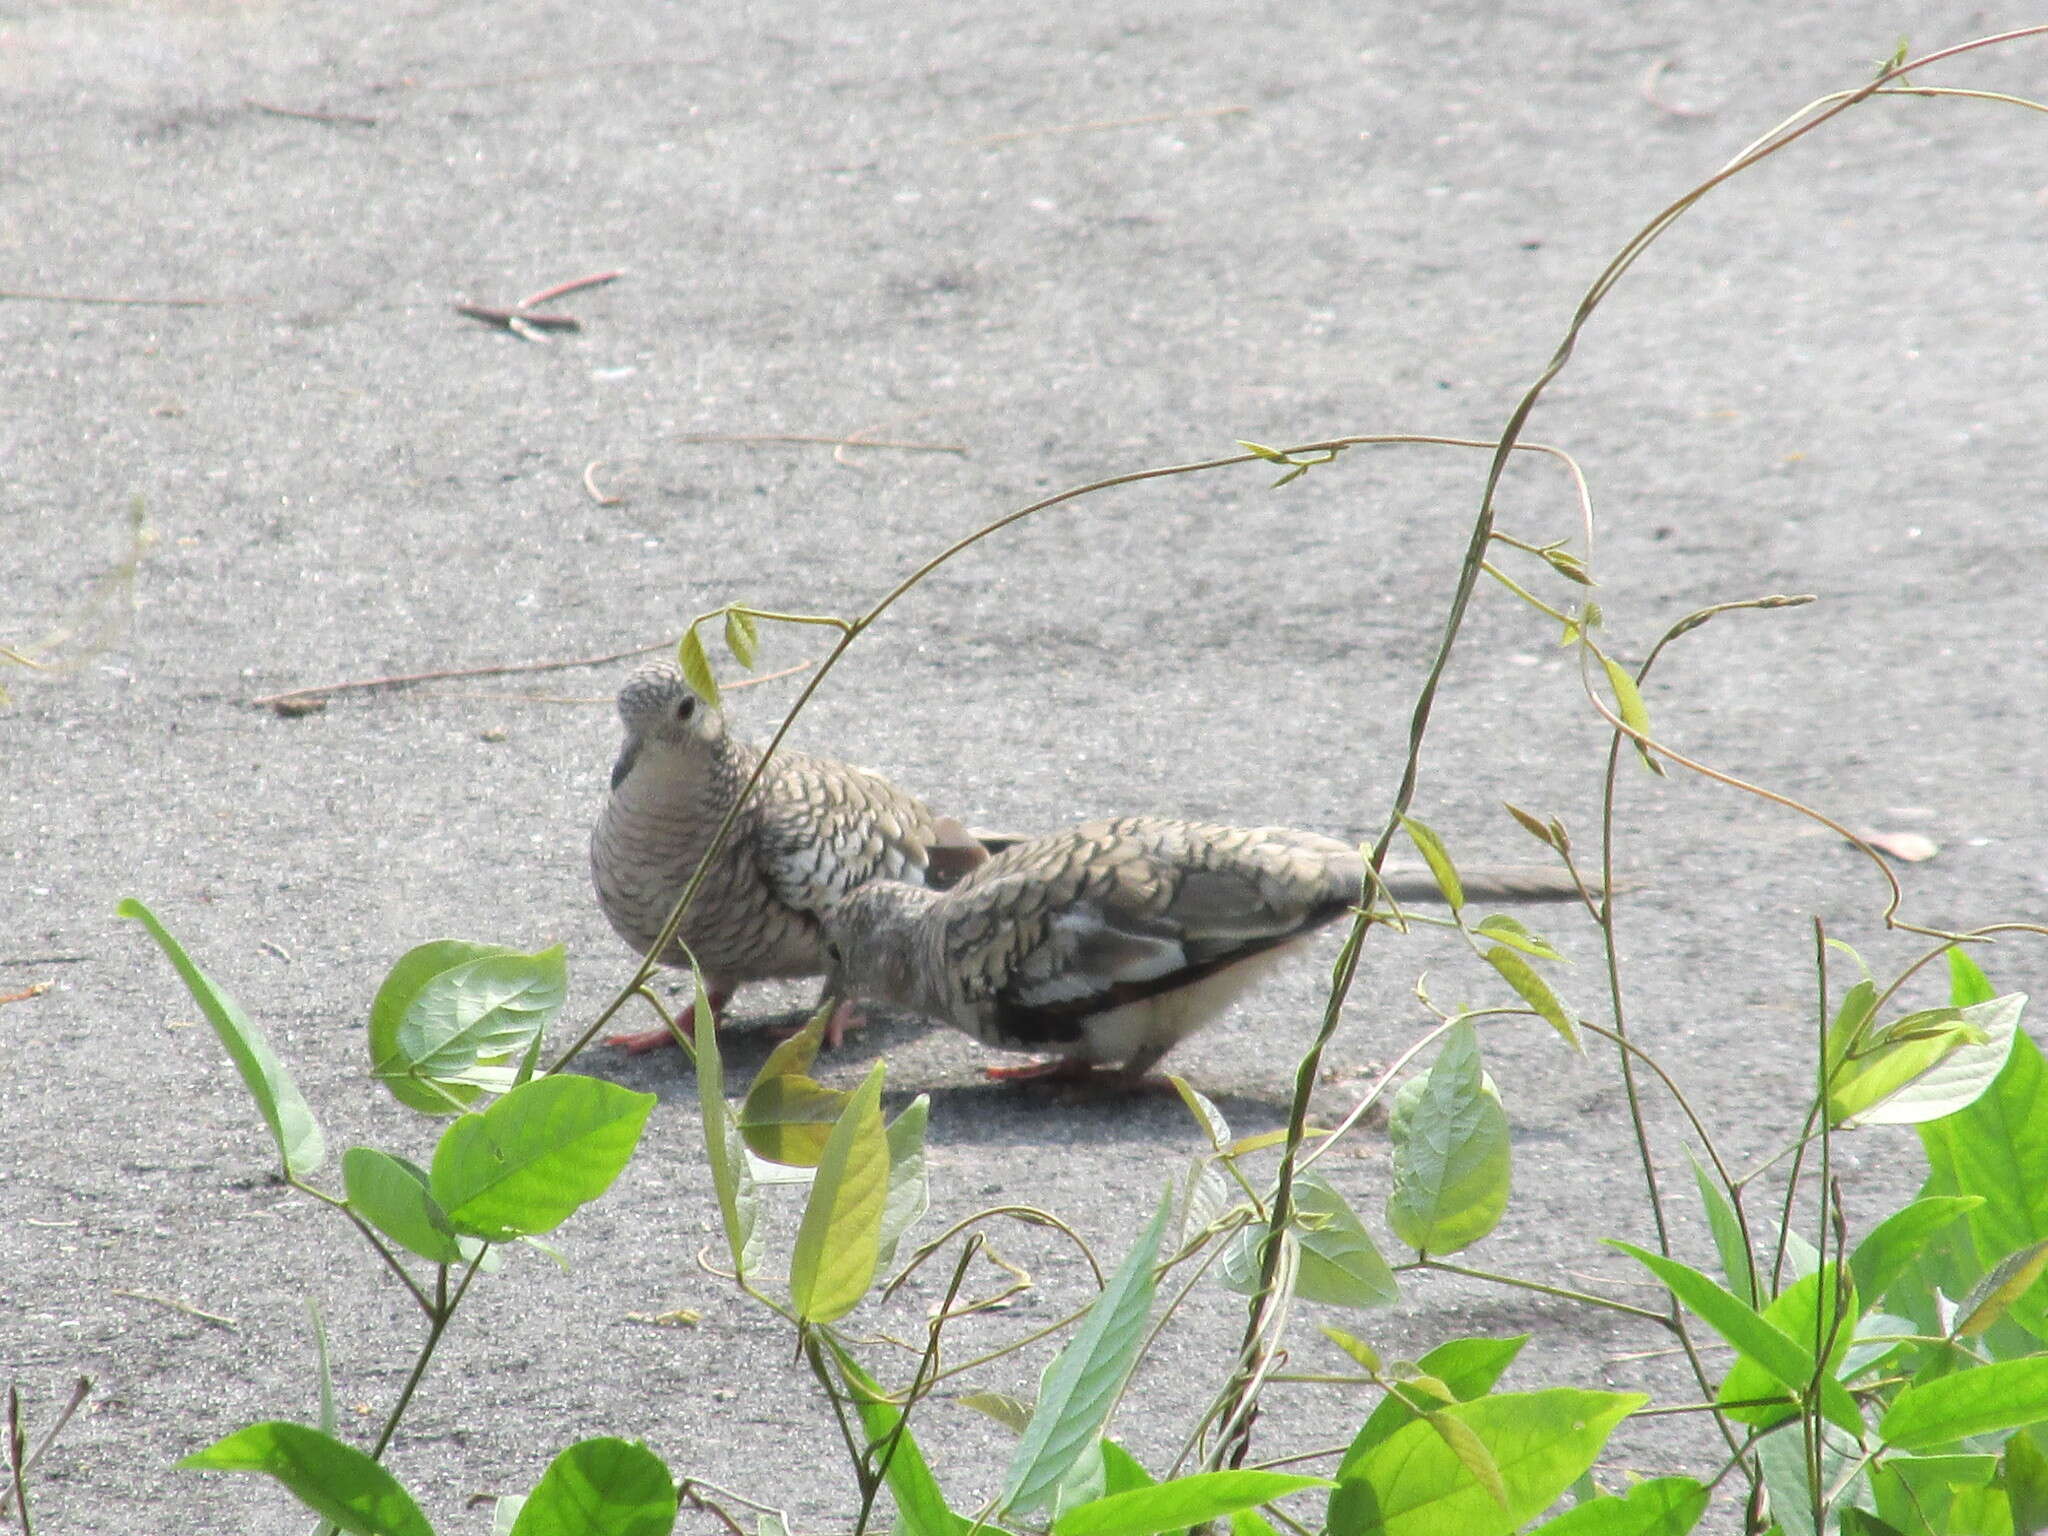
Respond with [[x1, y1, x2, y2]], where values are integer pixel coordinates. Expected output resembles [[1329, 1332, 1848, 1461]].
[[591, 662, 1000, 1051], [819, 815, 1585, 1085]]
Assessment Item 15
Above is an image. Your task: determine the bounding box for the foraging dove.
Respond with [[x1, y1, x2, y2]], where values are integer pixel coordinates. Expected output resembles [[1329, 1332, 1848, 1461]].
[[591, 662, 999, 1050], [820, 815, 1584, 1085]]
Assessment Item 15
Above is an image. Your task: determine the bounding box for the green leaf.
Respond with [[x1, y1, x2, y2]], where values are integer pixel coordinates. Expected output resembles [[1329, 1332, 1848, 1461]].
[[1838, 994, 2023, 1127], [1220, 1175, 1398, 1310], [691, 985, 759, 1278], [752, 1006, 827, 1084], [430, 1075, 654, 1240], [1334, 1336, 1527, 1486], [1869, 1453, 2000, 1536], [739, 1073, 851, 1167], [1782, 1228, 1822, 1281], [1168, 1075, 1233, 1151], [1849, 1196, 1983, 1305], [1399, 816, 1464, 911], [1525, 1477, 1708, 1534], [178, 1422, 433, 1536], [1956, 1240, 2048, 1337], [1756, 1420, 1870, 1536], [1228, 1129, 1310, 1157], [1910, 1020, 2048, 1341], [723, 607, 760, 670], [2004, 1428, 2048, 1536], [1425, 1411, 1507, 1510], [960, 1392, 1033, 1435], [1053, 1472, 1332, 1536], [512, 1438, 676, 1536], [1948, 948, 1996, 1007], [1484, 946, 1579, 1050], [1053, 1442, 1109, 1521], [1717, 1264, 1858, 1429], [1829, 1005, 1992, 1128], [1325, 1389, 1643, 1536], [1099, 1440, 1155, 1498], [1502, 803, 1561, 852], [1824, 980, 1881, 1079], [1471, 915, 1563, 962], [1322, 1326, 1381, 1374], [678, 626, 720, 708], [117, 898, 325, 1179], [1386, 1024, 1511, 1254], [1687, 1149, 1758, 1306], [1001, 1190, 1171, 1516], [1882, 1354, 2048, 1449], [789, 1063, 889, 1322], [367, 941, 565, 1115], [831, 1343, 969, 1536], [342, 1147, 464, 1263], [1606, 1242, 1862, 1437], [876, 1095, 932, 1272], [1541, 546, 1595, 586], [1601, 657, 1664, 777]]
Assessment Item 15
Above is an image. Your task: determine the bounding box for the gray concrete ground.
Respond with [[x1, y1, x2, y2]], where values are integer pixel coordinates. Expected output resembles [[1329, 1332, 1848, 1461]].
[[5, 2, 2045, 1531]]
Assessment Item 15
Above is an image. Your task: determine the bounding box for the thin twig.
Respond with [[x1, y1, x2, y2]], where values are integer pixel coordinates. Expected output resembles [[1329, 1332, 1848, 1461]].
[[0, 957, 88, 967], [111, 1289, 237, 1328], [677, 432, 967, 455], [0, 984, 51, 1006], [834, 410, 970, 466], [968, 104, 1249, 145], [518, 270, 622, 309], [0, 1378, 90, 1525], [244, 98, 379, 127], [584, 460, 625, 505], [5, 1388, 26, 1536], [452, 303, 581, 333], [249, 639, 674, 708], [457, 271, 621, 338]]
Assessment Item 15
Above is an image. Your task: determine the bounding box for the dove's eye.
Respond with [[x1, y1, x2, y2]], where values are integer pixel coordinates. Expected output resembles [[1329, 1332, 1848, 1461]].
[[823, 940, 844, 967], [674, 697, 695, 722]]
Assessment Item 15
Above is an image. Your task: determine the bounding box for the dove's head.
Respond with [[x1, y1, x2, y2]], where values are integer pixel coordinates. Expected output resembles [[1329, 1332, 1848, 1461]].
[[819, 883, 937, 1011], [609, 662, 728, 787]]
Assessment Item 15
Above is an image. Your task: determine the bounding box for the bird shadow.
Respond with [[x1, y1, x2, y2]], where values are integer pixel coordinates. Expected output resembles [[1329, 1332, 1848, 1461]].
[[578, 1004, 1298, 1147]]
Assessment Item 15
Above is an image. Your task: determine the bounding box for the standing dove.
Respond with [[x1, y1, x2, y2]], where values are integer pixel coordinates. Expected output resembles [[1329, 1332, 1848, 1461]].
[[591, 662, 997, 1050], [819, 815, 1585, 1085]]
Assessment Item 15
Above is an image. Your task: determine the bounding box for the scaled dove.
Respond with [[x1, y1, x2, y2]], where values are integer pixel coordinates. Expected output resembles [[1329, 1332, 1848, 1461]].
[[591, 662, 999, 1050], [819, 815, 1585, 1085]]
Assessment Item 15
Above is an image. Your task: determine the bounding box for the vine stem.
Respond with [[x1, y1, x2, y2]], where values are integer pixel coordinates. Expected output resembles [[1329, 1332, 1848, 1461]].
[[293, 1180, 436, 1316], [1399, 1258, 1674, 1326], [369, 1255, 486, 1460]]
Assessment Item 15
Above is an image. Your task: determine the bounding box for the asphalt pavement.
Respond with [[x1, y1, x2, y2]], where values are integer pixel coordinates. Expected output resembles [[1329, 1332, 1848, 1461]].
[[5, 3, 2045, 1531]]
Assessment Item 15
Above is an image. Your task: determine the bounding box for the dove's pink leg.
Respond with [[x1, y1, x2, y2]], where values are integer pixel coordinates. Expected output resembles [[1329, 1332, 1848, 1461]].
[[605, 980, 732, 1054]]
